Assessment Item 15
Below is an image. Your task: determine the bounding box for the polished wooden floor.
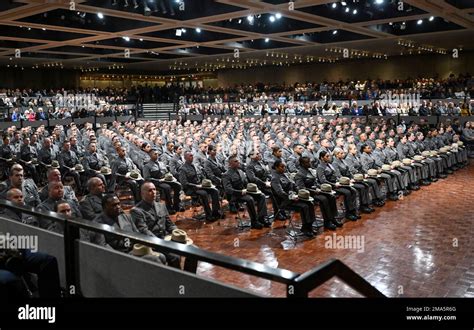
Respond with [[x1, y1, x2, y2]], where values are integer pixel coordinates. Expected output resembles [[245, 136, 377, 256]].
[[171, 163, 474, 297]]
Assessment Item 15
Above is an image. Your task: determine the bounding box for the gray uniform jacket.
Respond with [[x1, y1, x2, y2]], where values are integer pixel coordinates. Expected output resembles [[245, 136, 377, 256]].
[[246, 160, 270, 188], [169, 154, 184, 178], [222, 168, 248, 198], [92, 212, 139, 253], [79, 194, 103, 221], [203, 157, 225, 185], [130, 200, 176, 238]]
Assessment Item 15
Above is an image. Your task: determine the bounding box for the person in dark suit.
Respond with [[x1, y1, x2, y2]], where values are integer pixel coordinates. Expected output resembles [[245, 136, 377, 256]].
[[316, 150, 359, 221], [222, 155, 269, 229], [294, 157, 340, 230], [271, 159, 315, 238], [178, 151, 220, 221]]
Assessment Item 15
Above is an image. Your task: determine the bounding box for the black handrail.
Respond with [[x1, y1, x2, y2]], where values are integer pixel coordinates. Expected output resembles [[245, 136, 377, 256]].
[[0, 200, 386, 298], [292, 259, 386, 298]]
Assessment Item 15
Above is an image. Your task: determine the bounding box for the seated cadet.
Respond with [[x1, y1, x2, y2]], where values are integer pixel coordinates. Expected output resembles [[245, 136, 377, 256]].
[[18, 137, 39, 184], [131, 182, 187, 269], [111, 146, 141, 202], [271, 159, 316, 238], [203, 145, 225, 189], [0, 188, 38, 226], [0, 164, 41, 207], [316, 151, 359, 221], [294, 156, 340, 230], [143, 148, 181, 214], [169, 144, 184, 178], [79, 177, 105, 221], [58, 140, 83, 195], [246, 149, 278, 216], [332, 148, 374, 213], [82, 142, 111, 191], [222, 155, 269, 229], [39, 168, 79, 205], [178, 151, 221, 221], [91, 193, 166, 265]]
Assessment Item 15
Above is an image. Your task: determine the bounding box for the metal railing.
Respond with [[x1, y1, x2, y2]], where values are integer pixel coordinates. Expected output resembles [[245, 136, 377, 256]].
[[0, 200, 385, 298]]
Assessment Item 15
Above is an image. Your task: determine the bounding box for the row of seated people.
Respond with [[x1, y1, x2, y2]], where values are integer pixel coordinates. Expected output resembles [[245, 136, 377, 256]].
[[0, 116, 469, 239]]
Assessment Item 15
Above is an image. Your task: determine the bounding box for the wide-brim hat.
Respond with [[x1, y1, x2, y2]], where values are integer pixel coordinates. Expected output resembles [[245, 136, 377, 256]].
[[246, 183, 261, 195], [163, 173, 177, 182], [353, 173, 366, 182], [430, 151, 438, 156], [297, 189, 314, 202], [413, 155, 424, 161], [131, 244, 162, 257], [402, 158, 412, 165], [338, 176, 353, 186], [421, 151, 431, 157], [367, 169, 380, 178], [74, 164, 85, 173], [381, 164, 392, 171], [320, 183, 336, 194], [51, 160, 60, 169], [457, 141, 464, 147], [391, 160, 401, 167], [126, 170, 143, 181], [201, 179, 215, 189], [100, 166, 112, 175], [164, 229, 193, 245]]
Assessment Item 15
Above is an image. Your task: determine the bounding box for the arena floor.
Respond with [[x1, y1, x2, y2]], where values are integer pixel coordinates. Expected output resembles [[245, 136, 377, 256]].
[[172, 163, 474, 297]]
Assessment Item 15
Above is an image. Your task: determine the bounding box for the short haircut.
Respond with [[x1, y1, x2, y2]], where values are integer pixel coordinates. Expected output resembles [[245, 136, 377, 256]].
[[9, 164, 23, 176], [273, 159, 284, 170], [319, 150, 329, 160], [101, 193, 118, 208], [54, 199, 70, 213], [359, 143, 368, 153], [299, 156, 310, 166]]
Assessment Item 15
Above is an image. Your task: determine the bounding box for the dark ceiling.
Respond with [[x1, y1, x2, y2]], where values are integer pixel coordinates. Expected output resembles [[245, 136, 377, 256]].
[[0, 0, 472, 73]]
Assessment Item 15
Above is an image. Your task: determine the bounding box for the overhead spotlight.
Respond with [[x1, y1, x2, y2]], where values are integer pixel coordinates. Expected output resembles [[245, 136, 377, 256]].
[[265, 38, 270, 42], [275, 13, 282, 19], [195, 27, 201, 33], [181, 28, 186, 33], [353, 9, 357, 14], [238, 19, 242, 24], [389, 22, 393, 25], [139, 38, 144, 41], [332, 30, 338, 35], [429, 16, 434, 21], [42, 28, 46, 31], [122, 36, 130, 41], [332, 3, 337, 9], [345, 7, 350, 13], [269, 15, 276, 22], [176, 29, 182, 36], [247, 15, 254, 23], [97, 12, 104, 19], [417, 19, 423, 25], [341, 1, 347, 5], [375, 0, 384, 4]]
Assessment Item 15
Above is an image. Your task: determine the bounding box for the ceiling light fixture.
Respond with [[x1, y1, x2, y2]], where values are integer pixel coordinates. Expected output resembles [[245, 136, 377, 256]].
[[333, 30, 338, 35], [247, 15, 254, 23], [332, 3, 337, 9], [269, 15, 276, 22], [375, 0, 384, 4], [176, 29, 182, 36], [341, 1, 347, 6], [429, 16, 434, 21], [417, 19, 423, 25], [345, 7, 350, 13], [265, 38, 270, 42], [275, 13, 282, 19], [122, 36, 130, 41], [97, 12, 104, 19], [196, 28, 201, 33], [353, 9, 357, 14]]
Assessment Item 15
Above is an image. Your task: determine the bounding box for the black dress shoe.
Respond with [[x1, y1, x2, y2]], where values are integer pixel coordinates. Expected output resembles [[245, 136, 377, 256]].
[[332, 219, 343, 227], [251, 221, 263, 229], [324, 222, 337, 230], [361, 206, 372, 214], [301, 228, 315, 238], [356, 214, 362, 219], [439, 173, 448, 178], [260, 219, 272, 227], [446, 169, 453, 174], [346, 214, 358, 221], [411, 185, 420, 191], [430, 177, 438, 182], [403, 190, 411, 196], [389, 193, 399, 201]]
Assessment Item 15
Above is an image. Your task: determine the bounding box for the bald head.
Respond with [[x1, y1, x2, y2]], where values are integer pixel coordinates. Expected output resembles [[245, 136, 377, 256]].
[[7, 188, 23, 205]]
